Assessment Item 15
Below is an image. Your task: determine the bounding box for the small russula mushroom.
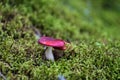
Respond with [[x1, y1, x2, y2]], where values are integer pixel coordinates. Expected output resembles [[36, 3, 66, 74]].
[[38, 37, 66, 61]]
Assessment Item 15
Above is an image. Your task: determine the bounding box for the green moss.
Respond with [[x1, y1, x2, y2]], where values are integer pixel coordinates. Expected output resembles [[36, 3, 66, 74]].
[[0, 0, 120, 80]]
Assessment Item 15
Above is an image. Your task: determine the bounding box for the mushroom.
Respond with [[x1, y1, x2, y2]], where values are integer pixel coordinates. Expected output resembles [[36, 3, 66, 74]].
[[38, 37, 66, 61]]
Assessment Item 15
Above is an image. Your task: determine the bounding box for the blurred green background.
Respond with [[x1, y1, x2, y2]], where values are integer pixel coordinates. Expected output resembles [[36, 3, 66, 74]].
[[0, 0, 120, 80]]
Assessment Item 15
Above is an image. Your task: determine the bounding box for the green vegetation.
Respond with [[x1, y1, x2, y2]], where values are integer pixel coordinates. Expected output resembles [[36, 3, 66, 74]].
[[0, 0, 120, 80]]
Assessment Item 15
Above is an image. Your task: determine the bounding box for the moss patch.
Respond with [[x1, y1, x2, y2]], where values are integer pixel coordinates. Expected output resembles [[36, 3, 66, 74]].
[[0, 0, 120, 80]]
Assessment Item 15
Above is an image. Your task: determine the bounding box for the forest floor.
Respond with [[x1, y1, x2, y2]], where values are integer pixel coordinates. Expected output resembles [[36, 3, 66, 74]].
[[0, 0, 120, 80]]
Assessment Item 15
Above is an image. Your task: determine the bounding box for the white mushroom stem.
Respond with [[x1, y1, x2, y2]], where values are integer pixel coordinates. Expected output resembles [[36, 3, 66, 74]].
[[45, 47, 54, 61]]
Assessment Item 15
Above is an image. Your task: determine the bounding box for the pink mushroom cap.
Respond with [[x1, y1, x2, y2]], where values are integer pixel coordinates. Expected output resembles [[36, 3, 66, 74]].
[[38, 37, 66, 50]]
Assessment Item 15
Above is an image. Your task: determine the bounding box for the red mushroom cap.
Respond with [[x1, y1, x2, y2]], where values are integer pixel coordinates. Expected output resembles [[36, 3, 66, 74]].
[[38, 37, 66, 50]]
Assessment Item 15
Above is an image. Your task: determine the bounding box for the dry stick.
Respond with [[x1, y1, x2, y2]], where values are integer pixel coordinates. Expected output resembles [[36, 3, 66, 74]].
[[32, 27, 42, 40], [0, 71, 6, 80]]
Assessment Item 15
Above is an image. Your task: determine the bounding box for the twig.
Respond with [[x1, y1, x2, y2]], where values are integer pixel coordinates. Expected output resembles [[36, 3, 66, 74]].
[[0, 71, 6, 80]]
